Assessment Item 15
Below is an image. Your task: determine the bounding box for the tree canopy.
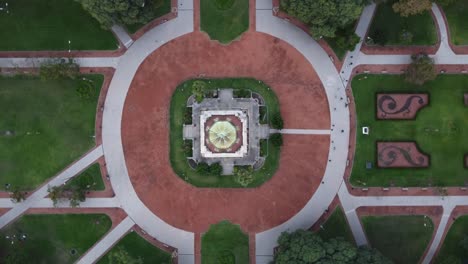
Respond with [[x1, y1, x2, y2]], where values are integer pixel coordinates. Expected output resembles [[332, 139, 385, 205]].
[[77, 0, 164, 28], [405, 53, 437, 85], [280, 0, 369, 38], [392, 0, 432, 17], [275, 229, 392, 264]]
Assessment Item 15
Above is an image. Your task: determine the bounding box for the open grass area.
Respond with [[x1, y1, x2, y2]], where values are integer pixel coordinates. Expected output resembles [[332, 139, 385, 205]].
[[124, 0, 172, 34], [367, 1, 437, 46], [441, 0, 468, 45], [362, 215, 434, 264], [201, 221, 249, 264], [0, 0, 118, 51], [435, 215, 468, 263], [350, 74, 468, 187], [67, 163, 105, 191], [317, 207, 355, 244], [0, 74, 103, 190], [0, 214, 111, 263], [200, 0, 249, 43], [170, 78, 281, 188], [98, 232, 172, 264]]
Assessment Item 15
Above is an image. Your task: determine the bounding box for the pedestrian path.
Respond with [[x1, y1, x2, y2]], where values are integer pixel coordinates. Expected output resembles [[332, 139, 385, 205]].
[[256, 4, 350, 262], [0, 57, 120, 68], [0, 146, 103, 229], [111, 24, 134, 48], [101, 8, 196, 263], [270, 129, 331, 135], [77, 216, 135, 264]]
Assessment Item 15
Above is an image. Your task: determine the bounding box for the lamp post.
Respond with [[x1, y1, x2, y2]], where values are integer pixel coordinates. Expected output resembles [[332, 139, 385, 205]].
[[68, 40, 71, 53]]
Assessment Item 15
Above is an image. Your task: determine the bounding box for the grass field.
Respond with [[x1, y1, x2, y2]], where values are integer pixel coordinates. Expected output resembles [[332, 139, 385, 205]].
[[362, 215, 434, 264], [170, 78, 281, 188], [0, 214, 111, 263], [200, 0, 249, 43], [367, 1, 437, 46], [124, 0, 172, 34], [435, 215, 468, 263], [201, 221, 249, 264], [350, 74, 468, 187], [67, 163, 105, 191], [98, 232, 172, 264], [0, 74, 103, 190], [441, 0, 468, 45], [317, 207, 355, 244], [0, 0, 117, 51]]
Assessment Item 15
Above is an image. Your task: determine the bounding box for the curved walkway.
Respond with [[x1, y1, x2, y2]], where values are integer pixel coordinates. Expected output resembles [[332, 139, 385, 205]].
[[101, 8, 196, 260], [255, 2, 350, 262]]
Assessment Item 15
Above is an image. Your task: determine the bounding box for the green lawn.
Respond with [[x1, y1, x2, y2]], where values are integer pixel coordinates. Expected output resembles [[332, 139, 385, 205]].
[[435, 215, 468, 263], [350, 74, 468, 187], [200, 0, 249, 43], [170, 78, 281, 188], [124, 0, 172, 34], [441, 0, 468, 45], [201, 221, 249, 264], [367, 1, 437, 46], [0, 0, 118, 51], [361, 215, 434, 264], [0, 214, 111, 263], [98, 232, 172, 264], [317, 207, 355, 244], [0, 75, 103, 190], [67, 163, 105, 191]]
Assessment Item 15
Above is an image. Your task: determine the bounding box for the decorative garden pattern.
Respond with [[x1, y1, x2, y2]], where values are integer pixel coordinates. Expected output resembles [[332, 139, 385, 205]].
[[377, 94, 428, 119], [377, 142, 429, 168]]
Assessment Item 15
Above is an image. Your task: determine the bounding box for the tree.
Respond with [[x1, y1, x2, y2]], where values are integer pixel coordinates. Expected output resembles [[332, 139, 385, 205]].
[[77, 0, 164, 29], [271, 112, 284, 130], [270, 133, 283, 147], [280, 0, 368, 38], [405, 54, 437, 85], [48, 186, 64, 206], [10, 188, 26, 203], [392, 0, 432, 17], [274, 229, 392, 264], [108, 247, 143, 264]]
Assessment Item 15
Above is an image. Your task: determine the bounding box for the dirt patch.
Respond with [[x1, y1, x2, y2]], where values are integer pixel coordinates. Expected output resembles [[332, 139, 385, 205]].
[[121, 31, 330, 233], [377, 93, 428, 119], [377, 142, 429, 168]]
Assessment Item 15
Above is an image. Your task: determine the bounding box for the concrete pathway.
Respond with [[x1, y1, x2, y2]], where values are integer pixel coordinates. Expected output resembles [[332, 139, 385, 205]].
[[77, 216, 135, 264], [0, 146, 103, 229], [101, 8, 196, 264], [0, 57, 119, 68], [111, 24, 134, 48], [256, 2, 350, 262], [270, 129, 331, 135]]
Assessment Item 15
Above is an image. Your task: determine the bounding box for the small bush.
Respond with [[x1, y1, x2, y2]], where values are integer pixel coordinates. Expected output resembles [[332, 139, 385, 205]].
[[196, 162, 222, 176], [76, 79, 95, 99], [184, 107, 193, 124], [192, 80, 207, 103], [270, 133, 283, 147], [234, 88, 251, 98], [183, 140, 193, 157], [271, 112, 284, 129], [39, 58, 79, 80], [234, 166, 254, 187]]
